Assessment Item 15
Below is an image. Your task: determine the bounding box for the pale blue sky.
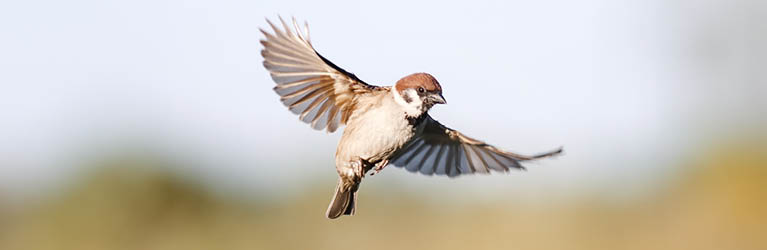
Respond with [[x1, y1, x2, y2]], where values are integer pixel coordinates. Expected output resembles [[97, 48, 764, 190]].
[[1, 0, 764, 201]]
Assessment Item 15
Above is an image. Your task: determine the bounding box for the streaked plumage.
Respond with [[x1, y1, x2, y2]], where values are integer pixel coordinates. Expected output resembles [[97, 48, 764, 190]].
[[260, 17, 562, 219], [261, 18, 379, 132]]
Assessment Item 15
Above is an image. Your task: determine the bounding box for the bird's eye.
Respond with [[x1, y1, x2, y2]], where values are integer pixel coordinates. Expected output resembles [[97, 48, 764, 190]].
[[417, 87, 425, 93]]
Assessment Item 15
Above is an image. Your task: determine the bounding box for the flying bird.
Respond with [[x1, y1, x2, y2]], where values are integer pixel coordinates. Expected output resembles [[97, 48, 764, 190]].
[[259, 17, 562, 219]]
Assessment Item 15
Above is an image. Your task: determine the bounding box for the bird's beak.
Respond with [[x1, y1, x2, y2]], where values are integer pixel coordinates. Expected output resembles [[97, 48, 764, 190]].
[[430, 93, 447, 104]]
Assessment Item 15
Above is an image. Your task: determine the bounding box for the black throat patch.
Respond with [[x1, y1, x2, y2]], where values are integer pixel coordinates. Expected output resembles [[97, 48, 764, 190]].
[[406, 112, 427, 126]]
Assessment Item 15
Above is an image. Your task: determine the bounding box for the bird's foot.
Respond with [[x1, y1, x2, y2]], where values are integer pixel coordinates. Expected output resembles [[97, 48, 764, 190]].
[[370, 160, 389, 176]]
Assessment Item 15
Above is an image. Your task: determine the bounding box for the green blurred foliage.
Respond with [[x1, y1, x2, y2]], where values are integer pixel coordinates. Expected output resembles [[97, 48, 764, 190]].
[[0, 138, 764, 250]]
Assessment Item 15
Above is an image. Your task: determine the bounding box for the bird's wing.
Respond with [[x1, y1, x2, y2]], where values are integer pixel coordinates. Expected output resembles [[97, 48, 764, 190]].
[[390, 115, 562, 177], [260, 17, 382, 133]]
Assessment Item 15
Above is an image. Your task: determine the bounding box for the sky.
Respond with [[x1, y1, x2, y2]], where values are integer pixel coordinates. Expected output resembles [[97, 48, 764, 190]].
[[1, 0, 764, 201]]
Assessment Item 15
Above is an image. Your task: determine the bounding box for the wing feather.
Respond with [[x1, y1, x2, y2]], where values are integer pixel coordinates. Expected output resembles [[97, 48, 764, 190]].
[[260, 17, 383, 133], [390, 115, 562, 177]]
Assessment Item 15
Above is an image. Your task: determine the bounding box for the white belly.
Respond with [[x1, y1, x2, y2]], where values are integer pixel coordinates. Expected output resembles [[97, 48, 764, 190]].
[[335, 102, 415, 166]]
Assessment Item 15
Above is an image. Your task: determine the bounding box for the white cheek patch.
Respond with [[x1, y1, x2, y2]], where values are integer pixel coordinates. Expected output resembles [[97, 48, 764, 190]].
[[392, 88, 423, 117]]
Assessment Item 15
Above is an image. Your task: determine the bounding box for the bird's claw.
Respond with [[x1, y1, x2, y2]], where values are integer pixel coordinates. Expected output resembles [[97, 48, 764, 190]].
[[370, 160, 389, 176]]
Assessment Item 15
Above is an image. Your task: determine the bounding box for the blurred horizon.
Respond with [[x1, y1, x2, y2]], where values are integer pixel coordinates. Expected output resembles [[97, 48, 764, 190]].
[[0, 134, 764, 250], [0, 0, 765, 249]]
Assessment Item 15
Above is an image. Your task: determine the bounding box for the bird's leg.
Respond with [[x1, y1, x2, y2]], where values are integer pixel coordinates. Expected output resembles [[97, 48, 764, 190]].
[[352, 158, 367, 180], [371, 159, 389, 175]]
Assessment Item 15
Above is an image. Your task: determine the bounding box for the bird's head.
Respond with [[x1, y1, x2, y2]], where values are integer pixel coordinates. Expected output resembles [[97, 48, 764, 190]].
[[393, 73, 446, 117]]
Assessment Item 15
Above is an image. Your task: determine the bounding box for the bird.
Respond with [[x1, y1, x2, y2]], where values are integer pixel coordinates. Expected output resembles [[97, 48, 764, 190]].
[[259, 17, 562, 219]]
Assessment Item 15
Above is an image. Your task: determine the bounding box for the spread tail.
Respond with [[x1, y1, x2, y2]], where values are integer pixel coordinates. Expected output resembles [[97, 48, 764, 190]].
[[326, 178, 359, 219]]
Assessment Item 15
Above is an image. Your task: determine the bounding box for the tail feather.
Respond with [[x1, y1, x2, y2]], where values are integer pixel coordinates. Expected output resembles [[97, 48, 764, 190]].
[[343, 191, 357, 215], [326, 178, 358, 219]]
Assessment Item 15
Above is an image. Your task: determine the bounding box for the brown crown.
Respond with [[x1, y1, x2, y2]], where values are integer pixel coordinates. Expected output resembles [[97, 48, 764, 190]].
[[395, 73, 442, 92]]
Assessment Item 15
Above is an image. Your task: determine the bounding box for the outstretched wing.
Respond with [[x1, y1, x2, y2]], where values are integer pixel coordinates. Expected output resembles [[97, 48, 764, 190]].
[[390, 115, 562, 177], [260, 17, 382, 132]]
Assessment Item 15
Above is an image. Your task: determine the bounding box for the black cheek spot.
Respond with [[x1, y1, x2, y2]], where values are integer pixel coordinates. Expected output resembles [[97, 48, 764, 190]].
[[402, 93, 413, 103]]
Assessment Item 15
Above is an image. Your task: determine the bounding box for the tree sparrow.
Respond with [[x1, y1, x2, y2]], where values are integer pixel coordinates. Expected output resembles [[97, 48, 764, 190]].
[[260, 17, 562, 219]]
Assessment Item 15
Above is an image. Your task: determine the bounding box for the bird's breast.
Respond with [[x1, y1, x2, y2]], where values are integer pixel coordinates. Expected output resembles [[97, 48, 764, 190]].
[[336, 100, 415, 165]]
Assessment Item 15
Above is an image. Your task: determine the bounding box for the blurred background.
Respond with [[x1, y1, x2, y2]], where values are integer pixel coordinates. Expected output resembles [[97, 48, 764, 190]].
[[1, 0, 766, 249]]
